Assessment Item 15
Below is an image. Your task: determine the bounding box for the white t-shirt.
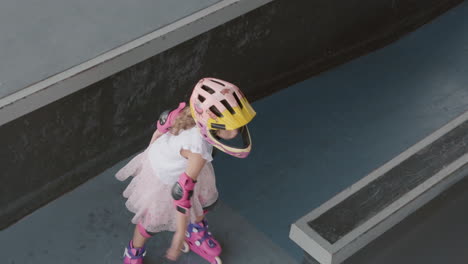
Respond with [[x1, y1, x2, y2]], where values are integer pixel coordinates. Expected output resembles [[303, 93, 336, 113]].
[[148, 126, 213, 184]]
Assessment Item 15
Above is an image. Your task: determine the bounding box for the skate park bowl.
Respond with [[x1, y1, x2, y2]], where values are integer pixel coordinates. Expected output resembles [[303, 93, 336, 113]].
[[0, 0, 464, 243], [289, 110, 468, 264]]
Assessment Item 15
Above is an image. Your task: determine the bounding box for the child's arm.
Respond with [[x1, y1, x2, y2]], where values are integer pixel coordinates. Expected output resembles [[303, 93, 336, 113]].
[[172, 150, 206, 214], [166, 149, 206, 260], [166, 211, 189, 260], [180, 149, 207, 181]]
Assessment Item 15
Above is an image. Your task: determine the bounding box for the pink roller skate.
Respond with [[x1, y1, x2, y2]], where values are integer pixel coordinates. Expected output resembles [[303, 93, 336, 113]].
[[181, 219, 222, 264], [123, 240, 146, 264]]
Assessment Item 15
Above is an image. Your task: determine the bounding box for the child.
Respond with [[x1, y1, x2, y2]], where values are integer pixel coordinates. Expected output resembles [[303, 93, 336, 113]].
[[116, 77, 256, 264]]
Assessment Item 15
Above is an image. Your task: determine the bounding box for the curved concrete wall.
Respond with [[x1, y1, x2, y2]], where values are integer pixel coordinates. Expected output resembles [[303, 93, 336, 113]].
[[1, 0, 463, 229]]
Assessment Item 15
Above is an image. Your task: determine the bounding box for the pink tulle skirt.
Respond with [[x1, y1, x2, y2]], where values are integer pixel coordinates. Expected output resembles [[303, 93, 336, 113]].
[[115, 148, 219, 233]]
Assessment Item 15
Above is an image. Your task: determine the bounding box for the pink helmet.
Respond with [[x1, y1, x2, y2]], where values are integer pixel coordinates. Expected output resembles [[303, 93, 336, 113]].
[[189, 78, 256, 158]]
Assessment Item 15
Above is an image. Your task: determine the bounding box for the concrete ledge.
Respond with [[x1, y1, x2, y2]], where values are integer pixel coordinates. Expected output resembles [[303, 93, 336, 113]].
[[0, 0, 272, 126], [290, 111, 468, 264]]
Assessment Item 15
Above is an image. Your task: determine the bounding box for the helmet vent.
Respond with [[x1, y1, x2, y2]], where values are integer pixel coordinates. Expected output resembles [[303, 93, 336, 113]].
[[221, 100, 235, 114], [201, 85, 215, 94], [211, 123, 226, 129], [210, 79, 225, 86], [198, 95, 206, 102], [233, 92, 243, 109], [209, 106, 223, 117]]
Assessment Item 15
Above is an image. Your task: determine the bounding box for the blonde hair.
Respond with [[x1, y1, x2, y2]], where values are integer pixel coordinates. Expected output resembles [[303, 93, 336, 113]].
[[170, 106, 196, 135]]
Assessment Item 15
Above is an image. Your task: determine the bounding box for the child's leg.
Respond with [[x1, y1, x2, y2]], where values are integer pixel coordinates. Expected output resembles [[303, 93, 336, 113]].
[[133, 223, 152, 247], [185, 201, 222, 263], [123, 224, 154, 264], [191, 198, 219, 223], [195, 214, 205, 223], [199, 198, 219, 220]]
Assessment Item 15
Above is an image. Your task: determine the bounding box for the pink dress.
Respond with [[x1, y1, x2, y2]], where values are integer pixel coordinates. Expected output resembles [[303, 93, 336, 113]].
[[115, 127, 219, 233]]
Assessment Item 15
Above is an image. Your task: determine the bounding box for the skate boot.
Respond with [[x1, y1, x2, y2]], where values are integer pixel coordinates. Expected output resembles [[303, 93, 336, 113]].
[[182, 219, 222, 264], [123, 240, 147, 264]]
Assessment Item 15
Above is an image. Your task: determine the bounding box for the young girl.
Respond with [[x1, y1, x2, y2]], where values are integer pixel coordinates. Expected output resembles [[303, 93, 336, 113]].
[[116, 78, 256, 264]]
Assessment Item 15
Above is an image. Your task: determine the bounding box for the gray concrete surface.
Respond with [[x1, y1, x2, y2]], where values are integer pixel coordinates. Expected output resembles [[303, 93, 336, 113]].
[[0, 0, 221, 99], [211, 1, 468, 260], [0, 154, 296, 264]]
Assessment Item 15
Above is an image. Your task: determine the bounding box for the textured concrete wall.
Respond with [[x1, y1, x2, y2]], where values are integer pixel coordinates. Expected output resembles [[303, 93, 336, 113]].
[[0, 0, 463, 229]]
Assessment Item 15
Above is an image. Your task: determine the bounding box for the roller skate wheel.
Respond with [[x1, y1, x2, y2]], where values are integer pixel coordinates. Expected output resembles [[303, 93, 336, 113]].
[[181, 241, 190, 253], [213, 256, 222, 264]]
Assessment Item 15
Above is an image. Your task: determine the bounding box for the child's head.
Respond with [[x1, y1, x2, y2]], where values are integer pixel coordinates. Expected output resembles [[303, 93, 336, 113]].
[[189, 78, 256, 158], [216, 128, 239, 140], [170, 108, 241, 139]]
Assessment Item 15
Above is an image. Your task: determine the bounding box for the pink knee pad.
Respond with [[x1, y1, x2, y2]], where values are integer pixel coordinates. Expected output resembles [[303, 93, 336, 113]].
[[137, 223, 153, 238]]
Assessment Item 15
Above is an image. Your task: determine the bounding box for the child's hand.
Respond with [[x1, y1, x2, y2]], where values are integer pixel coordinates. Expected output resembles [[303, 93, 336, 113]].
[[166, 221, 186, 261], [165, 244, 182, 261], [166, 233, 184, 261]]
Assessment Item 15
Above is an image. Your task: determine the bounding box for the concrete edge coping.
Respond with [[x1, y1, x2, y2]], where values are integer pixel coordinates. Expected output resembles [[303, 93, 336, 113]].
[[289, 110, 468, 264], [0, 0, 272, 127]]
